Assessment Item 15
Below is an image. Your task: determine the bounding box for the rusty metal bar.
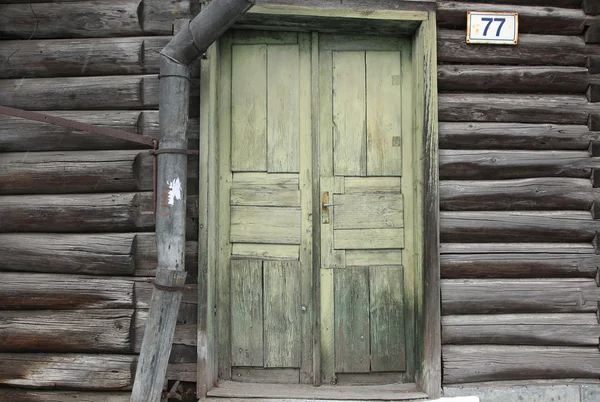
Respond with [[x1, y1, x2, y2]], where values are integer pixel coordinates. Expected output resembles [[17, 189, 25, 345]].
[[0, 105, 155, 148]]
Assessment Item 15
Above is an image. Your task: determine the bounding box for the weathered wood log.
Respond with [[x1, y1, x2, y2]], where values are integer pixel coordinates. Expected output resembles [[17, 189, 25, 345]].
[[441, 253, 600, 279], [441, 278, 600, 314], [0, 193, 154, 233], [0, 233, 198, 277], [438, 29, 600, 66], [443, 345, 600, 384], [437, 2, 600, 35], [0, 390, 130, 402], [438, 65, 599, 93], [0, 150, 199, 195], [134, 310, 198, 352], [0, 273, 134, 310], [441, 242, 597, 255], [0, 353, 135, 390], [0, 111, 199, 152], [0, 233, 134, 275], [0, 309, 134, 353], [440, 150, 598, 180], [439, 94, 598, 124], [0, 75, 200, 111], [440, 178, 599, 211], [442, 314, 600, 346], [439, 122, 600, 150], [584, 0, 600, 16], [441, 211, 598, 242], [0, 1, 144, 39]]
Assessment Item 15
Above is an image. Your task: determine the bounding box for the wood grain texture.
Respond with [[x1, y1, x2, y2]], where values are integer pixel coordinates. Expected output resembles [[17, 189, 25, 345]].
[[0, 111, 199, 152], [0, 353, 135, 389], [438, 122, 600, 151], [267, 44, 300, 173], [441, 211, 598, 242], [334, 268, 370, 373], [366, 51, 402, 176], [0, 273, 134, 310], [230, 206, 301, 244], [442, 314, 600, 346], [439, 150, 598, 180], [231, 243, 300, 260], [230, 259, 263, 367], [346, 250, 403, 267], [440, 178, 599, 211], [442, 278, 600, 314], [231, 44, 267, 172], [437, 2, 600, 35], [333, 51, 367, 176], [0, 233, 134, 275], [231, 187, 300, 207], [0, 309, 133, 353], [440, 242, 597, 255], [369, 265, 405, 372], [441, 253, 600, 279], [231, 368, 299, 384], [335, 228, 404, 249], [438, 65, 599, 93], [438, 29, 600, 66], [0, 390, 130, 402], [443, 345, 600, 384], [344, 177, 401, 193], [439, 94, 598, 124], [263, 260, 302, 368], [334, 194, 403, 230]]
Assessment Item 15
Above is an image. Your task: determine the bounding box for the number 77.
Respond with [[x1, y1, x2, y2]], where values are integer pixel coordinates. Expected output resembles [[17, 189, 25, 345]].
[[482, 17, 506, 37]]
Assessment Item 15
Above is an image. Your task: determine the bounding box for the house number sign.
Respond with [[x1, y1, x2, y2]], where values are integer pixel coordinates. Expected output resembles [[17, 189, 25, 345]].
[[466, 11, 518, 45]]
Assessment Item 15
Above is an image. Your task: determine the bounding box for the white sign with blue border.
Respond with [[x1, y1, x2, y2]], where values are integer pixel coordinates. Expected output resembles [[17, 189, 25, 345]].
[[466, 11, 518, 45]]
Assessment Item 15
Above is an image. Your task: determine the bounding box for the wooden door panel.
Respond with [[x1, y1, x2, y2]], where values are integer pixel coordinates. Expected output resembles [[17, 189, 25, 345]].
[[333, 194, 404, 230]]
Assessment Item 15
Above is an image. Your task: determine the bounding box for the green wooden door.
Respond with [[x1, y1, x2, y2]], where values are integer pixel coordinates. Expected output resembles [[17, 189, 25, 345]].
[[216, 31, 414, 385], [318, 35, 414, 384]]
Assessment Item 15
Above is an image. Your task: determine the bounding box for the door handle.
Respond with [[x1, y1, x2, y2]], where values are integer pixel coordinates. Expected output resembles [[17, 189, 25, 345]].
[[322, 202, 337, 208]]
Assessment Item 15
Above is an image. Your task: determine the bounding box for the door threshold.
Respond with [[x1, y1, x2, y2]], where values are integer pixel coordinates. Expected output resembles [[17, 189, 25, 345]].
[[206, 380, 428, 400]]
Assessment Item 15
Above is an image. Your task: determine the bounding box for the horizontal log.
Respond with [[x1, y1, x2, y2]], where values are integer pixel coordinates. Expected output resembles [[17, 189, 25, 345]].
[[449, 0, 583, 7], [0, 75, 199, 111], [442, 314, 600, 346], [0, 193, 198, 233], [438, 2, 600, 35], [0, 193, 155, 233], [134, 310, 197, 353], [438, 29, 600, 66], [0, 273, 134, 310], [0, 390, 130, 402], [0, 309, 133, 353], [0, 353, 134, 390], [134, 281, 197, 310], [439, 122, 600, 151], [0, 0, 196, 39], [441, 253, 600, 279], [0, 233, 198, 277], [0, 36, 200, 79], [0, 150, 199, 195], [440, 150, 598, 180], [441, 211, 598, 242], [440, 178, 599, 211], [0, 111, 199, 152], [439, 94, 598, 124], [438, 65, 600, 93], [441, 242, 597, 255], [442, 278, 600, 314], [443, 345, 600, 384]]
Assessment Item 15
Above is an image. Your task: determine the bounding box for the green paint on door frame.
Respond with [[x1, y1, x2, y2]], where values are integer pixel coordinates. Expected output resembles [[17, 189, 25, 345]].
[[198, 4, 440, 399]]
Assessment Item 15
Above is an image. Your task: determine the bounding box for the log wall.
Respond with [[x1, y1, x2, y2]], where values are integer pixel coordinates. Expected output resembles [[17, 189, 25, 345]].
[[2, 0, 600, 397], [437, 0, 600, 386], [0, 0, 199, 400]]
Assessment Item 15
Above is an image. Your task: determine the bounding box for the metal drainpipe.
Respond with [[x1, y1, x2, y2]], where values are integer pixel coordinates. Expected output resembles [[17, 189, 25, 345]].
[[131, 1, 255, 401]]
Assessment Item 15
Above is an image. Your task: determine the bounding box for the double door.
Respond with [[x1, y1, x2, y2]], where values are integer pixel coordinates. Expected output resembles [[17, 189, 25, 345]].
[[214, 30, 415, 385]]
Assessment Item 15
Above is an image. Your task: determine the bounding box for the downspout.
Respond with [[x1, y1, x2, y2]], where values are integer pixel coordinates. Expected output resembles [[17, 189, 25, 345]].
[[131, 1, 254, 401]]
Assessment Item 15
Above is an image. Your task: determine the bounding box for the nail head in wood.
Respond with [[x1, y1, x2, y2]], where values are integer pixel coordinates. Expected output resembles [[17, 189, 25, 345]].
[[585, 26, 600, 43], [587, 56, 600, 74], [583, 0, 600, 15], [588, 85, 600, 103], [589, 114, 600, 131]]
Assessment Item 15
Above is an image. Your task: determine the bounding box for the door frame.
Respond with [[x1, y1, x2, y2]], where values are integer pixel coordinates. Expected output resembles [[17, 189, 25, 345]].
[[198, 2, 440, 398]]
